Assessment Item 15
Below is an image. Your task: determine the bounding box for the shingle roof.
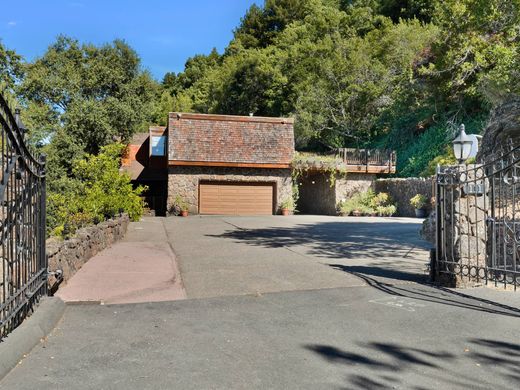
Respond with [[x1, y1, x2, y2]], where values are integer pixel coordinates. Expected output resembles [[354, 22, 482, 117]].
[[168, 113, 294, 166]]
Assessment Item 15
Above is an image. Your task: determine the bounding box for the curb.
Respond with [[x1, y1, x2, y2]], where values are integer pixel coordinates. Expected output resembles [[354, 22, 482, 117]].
[[0, 297, 66, 380]]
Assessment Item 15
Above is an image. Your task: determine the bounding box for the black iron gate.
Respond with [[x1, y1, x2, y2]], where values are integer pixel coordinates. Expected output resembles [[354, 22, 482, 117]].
[[435, 144, 520, 290], [0, 93, 47, 339]]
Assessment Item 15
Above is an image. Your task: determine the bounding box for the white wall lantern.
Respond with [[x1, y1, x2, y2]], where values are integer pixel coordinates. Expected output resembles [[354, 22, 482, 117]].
[[452, 124, 473, 164]]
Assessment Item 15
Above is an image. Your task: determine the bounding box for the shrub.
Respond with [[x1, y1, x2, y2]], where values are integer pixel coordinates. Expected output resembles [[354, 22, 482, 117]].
[[170, 194, 189, 215], [410, 194, 428, 210], [376, 205, 397, 217], [339, 190, 397, 216], [47, 143, 147, 238], [280, 196, 294, 211]]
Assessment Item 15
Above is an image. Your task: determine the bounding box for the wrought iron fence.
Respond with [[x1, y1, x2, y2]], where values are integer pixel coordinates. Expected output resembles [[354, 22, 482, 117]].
[[435, 143, 520, 290], [333, 148, 396, 171], [0, 92, 47, 339]]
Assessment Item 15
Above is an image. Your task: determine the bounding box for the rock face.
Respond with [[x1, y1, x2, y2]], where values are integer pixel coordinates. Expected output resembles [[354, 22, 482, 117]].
[[478, 98, 520, 159]]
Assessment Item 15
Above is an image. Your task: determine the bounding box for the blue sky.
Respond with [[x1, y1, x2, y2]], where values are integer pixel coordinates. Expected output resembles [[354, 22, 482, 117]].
[[0, 0, 258, 80]]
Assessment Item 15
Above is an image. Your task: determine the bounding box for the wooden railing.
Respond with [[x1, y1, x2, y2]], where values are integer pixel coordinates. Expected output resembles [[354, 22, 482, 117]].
[[333, 148, 396, 174]]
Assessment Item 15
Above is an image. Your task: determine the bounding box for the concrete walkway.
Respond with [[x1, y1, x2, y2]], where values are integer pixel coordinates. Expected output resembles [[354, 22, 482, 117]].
[[56, 218, 186, 304]]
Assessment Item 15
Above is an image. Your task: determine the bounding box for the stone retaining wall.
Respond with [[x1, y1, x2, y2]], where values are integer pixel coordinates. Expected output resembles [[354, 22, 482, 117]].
[[47, 214, 130, 285], [296, 172, 377, 215], [375, 178, 434, 217], [336, 173, 375, 205]]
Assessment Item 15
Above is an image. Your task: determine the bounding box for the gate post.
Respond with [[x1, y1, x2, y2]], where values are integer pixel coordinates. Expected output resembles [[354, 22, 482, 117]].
[[39, 154, 47, 294]]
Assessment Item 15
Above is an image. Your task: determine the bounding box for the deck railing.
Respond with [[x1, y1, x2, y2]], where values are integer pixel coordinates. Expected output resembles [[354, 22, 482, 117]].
[[333, 148, 396, 173]]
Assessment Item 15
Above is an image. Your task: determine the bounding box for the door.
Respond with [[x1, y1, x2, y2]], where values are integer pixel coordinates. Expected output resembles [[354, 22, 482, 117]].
[[199, 182, 275, 215]]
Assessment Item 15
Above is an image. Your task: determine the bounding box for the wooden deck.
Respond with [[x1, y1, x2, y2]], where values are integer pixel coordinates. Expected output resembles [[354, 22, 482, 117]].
[[344, 164, 396, 174], [336, 148, 397, 174]]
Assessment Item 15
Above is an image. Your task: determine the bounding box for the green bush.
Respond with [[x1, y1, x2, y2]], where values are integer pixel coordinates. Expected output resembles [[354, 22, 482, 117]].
[[170, 194, 189, 215], [47, 143, 147, 238], [280, 196, 294, 211], [410, 194, 428, 209], [376, 205, 397, 217], [339, 189, 397, 216]]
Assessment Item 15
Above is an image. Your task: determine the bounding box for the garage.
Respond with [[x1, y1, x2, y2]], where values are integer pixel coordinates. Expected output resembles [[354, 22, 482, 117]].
[[199, 182, 275, 215]]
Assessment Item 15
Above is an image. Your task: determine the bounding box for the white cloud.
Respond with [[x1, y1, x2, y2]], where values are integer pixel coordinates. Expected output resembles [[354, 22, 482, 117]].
[[7, 21, 16, 27]]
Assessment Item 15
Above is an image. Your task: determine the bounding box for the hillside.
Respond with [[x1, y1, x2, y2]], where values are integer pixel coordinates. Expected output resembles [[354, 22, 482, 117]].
[[154, 0, 520, 176]]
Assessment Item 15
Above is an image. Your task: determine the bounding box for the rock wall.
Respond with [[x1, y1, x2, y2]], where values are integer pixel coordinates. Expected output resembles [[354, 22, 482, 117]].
[[335, 173, 375, 205], [167, 166, 293, 214], [47, 214, 130, 285], [375, 178, 434, 217], [478, 98, 520, 159], [296, 172, 376, 215], [434, 165, 489, 287]]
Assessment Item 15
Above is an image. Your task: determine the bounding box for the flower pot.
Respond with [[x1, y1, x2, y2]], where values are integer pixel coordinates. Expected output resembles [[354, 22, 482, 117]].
[[415, 208, 427, 218], [281, 208, 290, 216], [180, 210, 188, 217]]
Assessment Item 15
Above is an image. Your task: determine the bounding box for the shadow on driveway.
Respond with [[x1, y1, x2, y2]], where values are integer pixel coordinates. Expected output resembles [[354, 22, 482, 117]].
[[305, 338, 520, 389], [207, 220, 429, 260], [328, 264, 520, 318], [208, 219, 520, 318]]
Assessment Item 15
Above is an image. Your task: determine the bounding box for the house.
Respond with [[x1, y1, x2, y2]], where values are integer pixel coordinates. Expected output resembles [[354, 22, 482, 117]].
[[123, 113, 396, 216], [123, 112, 294, 215], [122, 125, 168, 215]]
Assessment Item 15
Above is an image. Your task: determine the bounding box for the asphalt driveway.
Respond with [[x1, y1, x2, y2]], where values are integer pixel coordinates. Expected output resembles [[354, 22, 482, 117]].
[[2, 216, 520, 390], [163, 215, 431, 298]]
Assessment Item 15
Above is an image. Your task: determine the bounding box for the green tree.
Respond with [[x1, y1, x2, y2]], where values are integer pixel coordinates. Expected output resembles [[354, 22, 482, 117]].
[[233, 0, 318, 49], [19, 36, 157, 152], [424, 0, 520, 107], [47, 143, 146, 237], [0, 40, 23, 90]]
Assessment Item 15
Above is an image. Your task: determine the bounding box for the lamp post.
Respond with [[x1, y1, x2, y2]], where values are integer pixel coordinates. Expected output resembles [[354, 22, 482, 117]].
[[452, 124, 473, 164]]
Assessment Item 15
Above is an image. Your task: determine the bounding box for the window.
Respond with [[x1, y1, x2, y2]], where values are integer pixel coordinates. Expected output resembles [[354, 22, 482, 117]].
[[151, 135, 166, 156]]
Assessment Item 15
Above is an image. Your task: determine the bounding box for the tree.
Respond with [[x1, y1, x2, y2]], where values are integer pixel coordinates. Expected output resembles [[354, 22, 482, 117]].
[[0, 40, 23, 90], [213, 48, 287, 116], [233, 0, 317, 49], [19, 36, 157, 152], [47, 143, 146, 237], [424, 0, 520, 107]]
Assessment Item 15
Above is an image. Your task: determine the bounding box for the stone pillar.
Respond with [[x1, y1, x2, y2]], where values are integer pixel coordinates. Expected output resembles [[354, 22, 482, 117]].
[[440, 164, 489, 287]]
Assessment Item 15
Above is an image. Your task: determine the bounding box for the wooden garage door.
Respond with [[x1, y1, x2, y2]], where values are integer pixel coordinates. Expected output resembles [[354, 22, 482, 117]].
[[199, 182, 274, 215]]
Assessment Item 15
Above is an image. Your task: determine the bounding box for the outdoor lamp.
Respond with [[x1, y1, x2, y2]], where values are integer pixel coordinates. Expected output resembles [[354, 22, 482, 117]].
[[452, 124, 473, 164]]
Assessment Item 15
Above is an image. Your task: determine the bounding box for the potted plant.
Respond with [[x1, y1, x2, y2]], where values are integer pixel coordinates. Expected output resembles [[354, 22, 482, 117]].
[[280, 197, 294, 216], [410, 194, 428, 218], [174, 195, 189, 217]]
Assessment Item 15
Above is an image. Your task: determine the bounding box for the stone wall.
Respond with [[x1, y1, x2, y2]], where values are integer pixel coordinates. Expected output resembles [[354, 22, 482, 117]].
[[296, 172, 376, 215], [47, 214, 130, 286], [167, 166, 292, 214], [335, 173, 375, 205], [438, 166, 488, 287], [375, 178, 434, 217]]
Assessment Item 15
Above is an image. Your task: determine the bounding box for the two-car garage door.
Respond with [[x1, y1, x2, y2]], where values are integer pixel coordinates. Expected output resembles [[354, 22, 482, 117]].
[[199, 182, 275, 215]]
